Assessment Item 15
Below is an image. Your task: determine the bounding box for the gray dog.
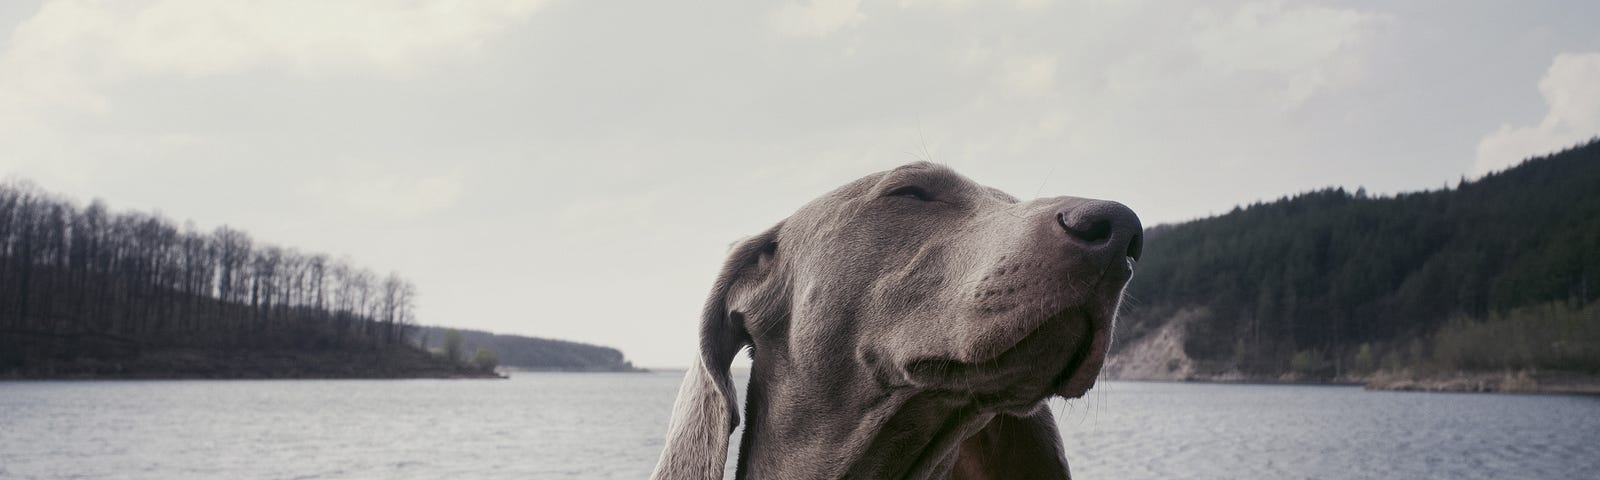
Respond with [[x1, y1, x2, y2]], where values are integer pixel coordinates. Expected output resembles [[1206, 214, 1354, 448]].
[[652, 162, 1142, 479]]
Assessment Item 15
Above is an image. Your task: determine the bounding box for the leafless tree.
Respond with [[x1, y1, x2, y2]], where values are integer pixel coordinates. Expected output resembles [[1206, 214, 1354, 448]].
[[0, 181, 419, 354]]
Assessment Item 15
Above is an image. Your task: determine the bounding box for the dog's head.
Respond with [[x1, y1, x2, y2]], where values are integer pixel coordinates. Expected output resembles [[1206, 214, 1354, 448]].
[[654, 162, 1141, 478]]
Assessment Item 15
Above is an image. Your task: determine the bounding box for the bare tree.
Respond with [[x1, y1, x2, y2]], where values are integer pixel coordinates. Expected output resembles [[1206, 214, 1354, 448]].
[[0, 181, 424, 357]]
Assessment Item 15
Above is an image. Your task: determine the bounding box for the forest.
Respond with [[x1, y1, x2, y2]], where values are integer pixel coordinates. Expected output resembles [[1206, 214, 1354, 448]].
[[416, 326, 643, 372], [1116, 138, 1600, 380], [0, 180, 482, 378]]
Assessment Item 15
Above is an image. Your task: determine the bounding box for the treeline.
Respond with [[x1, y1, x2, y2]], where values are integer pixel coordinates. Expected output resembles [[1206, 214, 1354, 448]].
[[1117, 138, 1600, 377], [415, 326, 642, 372], [1, 180, 421, 372], [1430, 302, 1599, 373]]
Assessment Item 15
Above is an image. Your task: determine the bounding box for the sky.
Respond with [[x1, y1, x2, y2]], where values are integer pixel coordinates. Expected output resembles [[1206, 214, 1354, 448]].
[[1, 0, 1597, 367]]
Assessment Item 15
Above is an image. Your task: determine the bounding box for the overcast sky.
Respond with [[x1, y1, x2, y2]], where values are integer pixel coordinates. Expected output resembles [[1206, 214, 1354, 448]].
[[1, 0, 1597, 367]]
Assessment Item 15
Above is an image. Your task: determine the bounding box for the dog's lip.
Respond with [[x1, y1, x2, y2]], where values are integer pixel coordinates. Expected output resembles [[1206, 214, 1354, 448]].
[[1052, 265, 1124, 398], [1054, 312, 1109, 399], [902, 306, 1095, 390]]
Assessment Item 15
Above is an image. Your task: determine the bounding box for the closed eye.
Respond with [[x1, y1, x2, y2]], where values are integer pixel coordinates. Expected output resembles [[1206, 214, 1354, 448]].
[[886, 185, 934, 202]]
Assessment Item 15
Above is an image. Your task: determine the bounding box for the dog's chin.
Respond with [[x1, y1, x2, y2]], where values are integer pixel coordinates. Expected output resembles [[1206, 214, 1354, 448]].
[[1052, 314, 1108, 399], [902, 307, 1102, 410]]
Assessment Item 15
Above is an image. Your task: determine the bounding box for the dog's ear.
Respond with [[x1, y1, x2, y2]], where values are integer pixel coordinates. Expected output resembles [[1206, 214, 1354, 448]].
[[952, 409, 1072, 480], [651, 224, 781, 480]]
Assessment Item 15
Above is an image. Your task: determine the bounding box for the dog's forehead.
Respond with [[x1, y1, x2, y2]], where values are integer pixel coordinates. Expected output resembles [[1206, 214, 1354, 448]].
[[775, 162, 1017, 244], [784, 163, 945, 219], [882, 162, 1019, 203], [984, 186, 1019, 203], [884, 161, 959, 182], [817, 162, 982, 203]]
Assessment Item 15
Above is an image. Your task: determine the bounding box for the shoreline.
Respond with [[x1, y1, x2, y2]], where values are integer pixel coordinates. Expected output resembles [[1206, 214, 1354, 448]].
[[0, 372, 504, 381], [1106, 369, 1600, 395], [1, 347, 503, 381], [1360, 370, 1600, 395], [497, 366, 652, 374]]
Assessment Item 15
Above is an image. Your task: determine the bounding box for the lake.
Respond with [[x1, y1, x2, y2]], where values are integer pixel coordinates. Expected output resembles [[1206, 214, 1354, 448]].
[[2, 372, 1598, 479]]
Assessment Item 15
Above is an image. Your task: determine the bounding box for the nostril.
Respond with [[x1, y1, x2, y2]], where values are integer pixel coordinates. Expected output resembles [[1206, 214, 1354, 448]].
[[1058, 212, 1113, 244], [1127, 233, 1143, 262]]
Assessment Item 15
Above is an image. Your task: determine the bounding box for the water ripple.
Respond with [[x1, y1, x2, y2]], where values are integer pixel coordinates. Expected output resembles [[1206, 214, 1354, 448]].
[[1, 375, 1596, 479]]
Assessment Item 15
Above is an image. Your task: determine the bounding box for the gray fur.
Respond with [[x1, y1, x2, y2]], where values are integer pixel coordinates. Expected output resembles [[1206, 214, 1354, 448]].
[[652, 162, 1142, 479]]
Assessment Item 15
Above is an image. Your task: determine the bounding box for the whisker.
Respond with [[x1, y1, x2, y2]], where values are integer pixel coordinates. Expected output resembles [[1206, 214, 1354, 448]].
[[1033, 166, 1057, 199], [917, 123, 936, 164]]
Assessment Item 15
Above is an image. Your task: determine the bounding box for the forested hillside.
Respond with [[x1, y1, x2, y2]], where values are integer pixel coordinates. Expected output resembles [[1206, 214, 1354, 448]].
[[0, 180, 488, 378], [415, 326, 642, 372], [1110, 139, 1600, 385]]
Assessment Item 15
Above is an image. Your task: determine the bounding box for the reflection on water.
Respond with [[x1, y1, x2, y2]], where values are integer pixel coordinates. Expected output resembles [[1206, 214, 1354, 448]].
[[1059, 381, 1600, 479], [1, 372, 1596, 479]]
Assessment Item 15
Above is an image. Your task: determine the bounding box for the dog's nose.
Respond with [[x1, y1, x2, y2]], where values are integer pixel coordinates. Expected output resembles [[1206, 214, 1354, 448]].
[[1056, 200, 1143, 262]]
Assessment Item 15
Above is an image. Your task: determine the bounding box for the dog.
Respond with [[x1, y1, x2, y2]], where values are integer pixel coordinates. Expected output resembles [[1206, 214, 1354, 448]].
[[652, 162, 1141, 479]]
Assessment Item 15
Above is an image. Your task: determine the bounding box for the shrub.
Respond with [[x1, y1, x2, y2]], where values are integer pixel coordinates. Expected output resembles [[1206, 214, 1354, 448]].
[[473, 348, 499, 371], [1290, 349, 1327, 375], [1353, 343, 1374, 373], [444, 330, 464, 364], [1431, 301, 1600, 372]]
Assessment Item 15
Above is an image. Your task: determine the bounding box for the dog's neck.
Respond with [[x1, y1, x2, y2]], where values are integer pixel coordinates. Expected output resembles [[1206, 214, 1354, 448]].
[[733, 355, 993, 479]]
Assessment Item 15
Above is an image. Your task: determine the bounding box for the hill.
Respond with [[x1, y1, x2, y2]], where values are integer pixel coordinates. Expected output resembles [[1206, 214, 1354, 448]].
[[415, 326, 642, 372], [0, 180, 493, 379], [1106, 138, 1600, 392]]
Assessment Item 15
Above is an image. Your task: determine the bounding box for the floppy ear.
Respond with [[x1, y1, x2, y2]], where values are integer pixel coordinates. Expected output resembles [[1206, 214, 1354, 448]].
[[951, 409, 1071, 480], [651, 225, 780, 480]]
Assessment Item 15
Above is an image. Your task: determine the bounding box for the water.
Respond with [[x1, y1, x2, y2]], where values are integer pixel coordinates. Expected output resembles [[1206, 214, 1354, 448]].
[[2, 373, 1597, 480]]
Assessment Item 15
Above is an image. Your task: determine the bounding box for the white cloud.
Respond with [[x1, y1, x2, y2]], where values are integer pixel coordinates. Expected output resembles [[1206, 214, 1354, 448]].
[[1475, 52, 1600, 175], [1190, 0, 1387, 108], [1015, 0, 1052, 10], [771, 0, 865, 38], [0, 0, 545, 115], [895, 0, 975, 11], [998, 53, 1058, 98], [303, 164, 465, 220]]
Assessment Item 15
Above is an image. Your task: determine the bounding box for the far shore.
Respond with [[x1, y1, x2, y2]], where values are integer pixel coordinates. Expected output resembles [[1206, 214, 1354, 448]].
[[1106, 369, 1600, 395], [1, 372, 505, 381], [497, 366, 652, 374], [2, 348, 502, 381]]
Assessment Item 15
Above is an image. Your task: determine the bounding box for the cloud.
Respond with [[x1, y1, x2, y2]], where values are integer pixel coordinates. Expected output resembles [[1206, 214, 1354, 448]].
[[1190, 0, 1388, 108], [1475, 52, 1600, 175], [1014, 0, 1052, 10], [771, 0, 865, 38], [998, 54, 1059, 99], [303, 164, 465, 220], [894, 0, 975, 11], [0, 0, 546, 115]]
